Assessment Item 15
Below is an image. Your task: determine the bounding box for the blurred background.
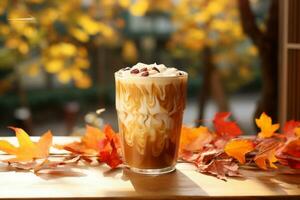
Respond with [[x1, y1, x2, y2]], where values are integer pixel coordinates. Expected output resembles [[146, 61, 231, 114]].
[[0, 0, 279, 136]]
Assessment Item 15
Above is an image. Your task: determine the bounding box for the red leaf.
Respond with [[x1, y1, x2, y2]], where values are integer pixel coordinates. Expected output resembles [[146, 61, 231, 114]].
[[213, 112, 242, 138], [277, 139, 300, 169], [98, 125, 122, 168], [283, 120, 300, 139]]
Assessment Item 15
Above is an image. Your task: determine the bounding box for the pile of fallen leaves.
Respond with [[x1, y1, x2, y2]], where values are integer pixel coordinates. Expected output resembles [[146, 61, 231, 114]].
[[179, 112, 300, 180], [0, 125, 122, 174], [0, 112, 299, 180]]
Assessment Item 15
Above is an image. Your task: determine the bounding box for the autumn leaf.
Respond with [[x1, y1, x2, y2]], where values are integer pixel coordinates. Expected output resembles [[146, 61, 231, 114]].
[[255, 112, 279, 138], [98, 125, 122, 168], [198, 158, 240, 181], [224, 139, 254, 164], [195, 149, 240, 181], [213, 112, 242, 138], [82, 125, 105, 150], [0, 127, 52, 162], [58, 125, 105, 155], [180, 126, 213, 152], [283, 120, 300, 139], [254, 138, 283, 170], [276, 139, 300, 169], [296, 128, 300, 138]]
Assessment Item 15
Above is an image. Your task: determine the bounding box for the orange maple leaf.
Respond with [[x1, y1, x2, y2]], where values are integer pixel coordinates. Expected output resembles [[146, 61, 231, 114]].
[[224, 139, 254, 164], [0, 127, 52, 162], [255, 112, 279, 138], [59, 125, 105, 155], [254, 138, 282, 170], [180, 126, 213, 152], [295, 128, 300, 138], [82, 125, 105, 151]]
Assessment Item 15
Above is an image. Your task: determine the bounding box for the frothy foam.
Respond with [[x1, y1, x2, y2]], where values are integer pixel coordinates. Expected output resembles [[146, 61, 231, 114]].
[[116, 62, 187, 77]]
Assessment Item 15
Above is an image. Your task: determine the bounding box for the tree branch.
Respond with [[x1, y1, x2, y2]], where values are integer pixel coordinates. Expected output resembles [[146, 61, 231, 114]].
[[238, 0, 264, 47]]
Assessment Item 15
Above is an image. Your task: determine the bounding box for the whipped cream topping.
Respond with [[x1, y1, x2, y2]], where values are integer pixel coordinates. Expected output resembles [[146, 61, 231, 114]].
[[116, 62, 186, 77]]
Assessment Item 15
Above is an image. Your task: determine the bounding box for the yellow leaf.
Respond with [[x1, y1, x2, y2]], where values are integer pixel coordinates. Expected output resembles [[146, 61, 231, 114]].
[[129, 0, 149, 16], [119, 0, 130, 8], [122, 40, 138, 63], [58, 43, 77, 57], [49, 43, 76, 57], [98, 22, 114, 38], [0, 127, 53, 162], [70, 28, 89, 42], [255, 112, 279, 138], [0, 140, 17, 155], [57, 69, 71, 83], [78, 15, 100, 35], [18, 42, 29, 55], [12, 127, 35, 150], [74, 74, 92, 89], [254, 149, 278, 170], [224, 139, 254, 164], [45, 59, 64, 73], [75, 58, 90, 69], [206, 1, 223, 15]]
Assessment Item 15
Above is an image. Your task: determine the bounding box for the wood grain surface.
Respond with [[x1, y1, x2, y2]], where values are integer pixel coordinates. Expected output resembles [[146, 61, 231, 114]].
[[0, 137, 299, 200]]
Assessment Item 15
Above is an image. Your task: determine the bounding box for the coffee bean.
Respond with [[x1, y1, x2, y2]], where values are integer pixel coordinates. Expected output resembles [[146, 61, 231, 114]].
[[141, 71, 149, 76], [152, 67, 160, 72], [130, 69, 139, 74], [141, 67, 148, 72]]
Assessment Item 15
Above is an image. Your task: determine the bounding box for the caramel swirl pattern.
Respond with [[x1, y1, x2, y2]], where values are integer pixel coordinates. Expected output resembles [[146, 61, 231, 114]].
[[115, 75, 187, 156]]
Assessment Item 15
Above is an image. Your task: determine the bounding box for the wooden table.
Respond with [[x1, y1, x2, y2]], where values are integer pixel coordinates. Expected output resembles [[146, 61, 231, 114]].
[[0, 137, 299, 200]]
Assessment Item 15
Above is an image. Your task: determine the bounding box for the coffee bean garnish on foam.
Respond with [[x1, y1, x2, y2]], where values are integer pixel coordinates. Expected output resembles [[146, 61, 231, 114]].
[[130, 68, 139, 74], [141, 71, 149, 76], [152, 67, 160, 73], [140, 67, 148, 72]]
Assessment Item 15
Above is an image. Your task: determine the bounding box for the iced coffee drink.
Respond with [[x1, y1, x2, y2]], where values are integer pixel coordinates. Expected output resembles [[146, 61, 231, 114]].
[[115, 63, 187, 174]]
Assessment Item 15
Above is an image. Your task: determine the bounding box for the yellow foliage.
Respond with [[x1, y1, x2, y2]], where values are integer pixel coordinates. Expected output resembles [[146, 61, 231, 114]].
[[27, 63, 40, 77], [78, 15, 101, 35], [74, 73, 92, 89], [119, 0, 130, 8], [248, 46, 258, 56], [206, 1, 223, 15], [70, 28, 89, 42], [122, 40, 138, 63], [39, 9, 58, 26], [45, 59, 64, 73], [129, 0, 149, 16], [57, 69, 72, 83], [48, 43, 77, 57]]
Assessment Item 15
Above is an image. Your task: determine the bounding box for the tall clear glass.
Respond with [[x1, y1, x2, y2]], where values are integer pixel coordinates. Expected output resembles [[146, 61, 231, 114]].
[[115, 72, 187, 175]]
